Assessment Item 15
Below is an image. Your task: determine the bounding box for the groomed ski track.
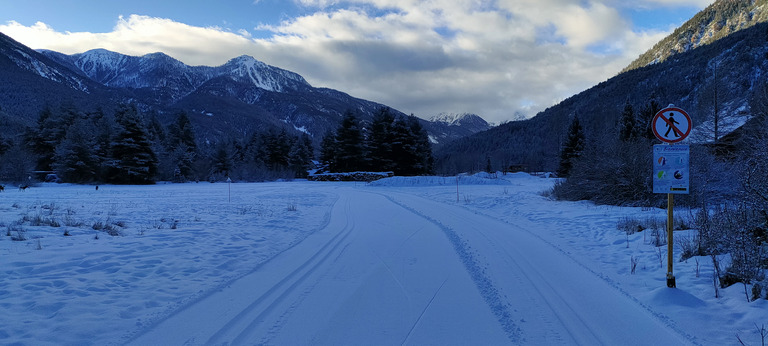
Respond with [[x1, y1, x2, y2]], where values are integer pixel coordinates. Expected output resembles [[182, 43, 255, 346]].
[[127, 186, 694, 345]]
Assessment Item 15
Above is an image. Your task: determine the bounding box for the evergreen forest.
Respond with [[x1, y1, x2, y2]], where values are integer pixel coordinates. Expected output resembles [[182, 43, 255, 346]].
[[0, 103, 433, 184]]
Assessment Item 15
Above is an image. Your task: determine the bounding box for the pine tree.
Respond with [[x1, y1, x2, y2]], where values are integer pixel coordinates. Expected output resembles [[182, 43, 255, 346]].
[[288, 134, 314, 178], [557, 115, 585, 177], [211, 141, 233, 178], [319, 131, 337, 170], [367, 107, 395, 171], [261, 130, 292, 171], [91, 110, 114, 182], [407, 115, 434, 175], [26, 106, 56, 171], [333, 111, 365, 172], [390, 117, 419, 175], [165, 111, 197, 181], [619, 100, 637, 142], [108, 104, 158, 184], [639, 99, 662, 140], [168, 111, 196, 150], [54, 118, 98, 183]]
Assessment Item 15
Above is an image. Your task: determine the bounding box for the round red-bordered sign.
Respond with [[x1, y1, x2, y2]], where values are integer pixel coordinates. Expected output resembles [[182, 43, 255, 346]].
[[652, 106, 692, 143]]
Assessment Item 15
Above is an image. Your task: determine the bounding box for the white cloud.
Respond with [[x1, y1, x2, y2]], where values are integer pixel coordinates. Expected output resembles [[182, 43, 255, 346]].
[[1, 16, 256, 66], [637, 0, 713, 7], [0, 1, 696, 123]]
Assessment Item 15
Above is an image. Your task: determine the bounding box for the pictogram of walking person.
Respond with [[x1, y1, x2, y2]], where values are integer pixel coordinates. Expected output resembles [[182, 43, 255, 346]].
[[664, 112, 680, 137]]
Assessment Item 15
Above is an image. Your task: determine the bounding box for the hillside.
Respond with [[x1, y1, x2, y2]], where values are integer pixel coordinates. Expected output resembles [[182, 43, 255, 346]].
[[435, 11, 768, 174], [624, 0, 768, 72]]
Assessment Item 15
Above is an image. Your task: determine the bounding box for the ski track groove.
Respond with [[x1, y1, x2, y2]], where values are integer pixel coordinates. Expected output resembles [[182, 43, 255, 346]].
[[375, 192, 523, 343], [375, 253, 412, 305], [472, 224, 601, 344], [379, 190, 701, 346], [210, 197, 355, 345], [401, 276, 450, 345], [454, 194, 702, 345], [122, 192, 343, 345]]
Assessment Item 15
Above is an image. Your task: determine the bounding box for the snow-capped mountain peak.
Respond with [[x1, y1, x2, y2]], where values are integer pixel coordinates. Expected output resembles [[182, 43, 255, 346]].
[[430, 112, 488, 127], [221, 55, 310, 92]]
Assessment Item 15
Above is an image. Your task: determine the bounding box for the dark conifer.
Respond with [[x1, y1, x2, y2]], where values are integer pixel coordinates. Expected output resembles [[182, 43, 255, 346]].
[[367, 107, 396, 171], [319, 131, 337, 170], [333, 111, 365, 172], [407, 115, 434, 175], [108, 104, 158, 184], [54, 118, 98, 183], [619, 100, 637, 142], [165, 111, 197, 181], [557, 115, 585, 177], [211, 141, 233, 178], [289, 134, 314, 178]]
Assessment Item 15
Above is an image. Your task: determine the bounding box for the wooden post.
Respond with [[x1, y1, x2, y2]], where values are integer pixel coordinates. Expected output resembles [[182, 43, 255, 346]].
[[456, 175, 460, 202], [667, 193, 676, 288]]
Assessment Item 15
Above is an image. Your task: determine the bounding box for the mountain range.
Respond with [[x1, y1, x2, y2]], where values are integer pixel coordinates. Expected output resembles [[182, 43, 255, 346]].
[[2, 0, 763, 176], [0, 32, 490, 148]]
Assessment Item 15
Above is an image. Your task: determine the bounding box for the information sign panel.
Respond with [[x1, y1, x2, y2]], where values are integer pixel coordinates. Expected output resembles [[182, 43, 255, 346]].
[[653, 145, 689, 194]]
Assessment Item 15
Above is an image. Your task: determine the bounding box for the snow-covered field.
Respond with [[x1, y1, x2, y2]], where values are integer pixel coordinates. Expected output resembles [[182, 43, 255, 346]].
[[1, 173, 765, 345]]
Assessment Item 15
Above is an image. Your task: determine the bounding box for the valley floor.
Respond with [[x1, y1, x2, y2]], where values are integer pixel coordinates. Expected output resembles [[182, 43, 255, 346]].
[[0, 174, 764, 345]]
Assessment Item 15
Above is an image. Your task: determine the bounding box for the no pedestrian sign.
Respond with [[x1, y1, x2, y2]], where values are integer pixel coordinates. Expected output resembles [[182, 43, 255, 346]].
[[652, 107, 692, 143]]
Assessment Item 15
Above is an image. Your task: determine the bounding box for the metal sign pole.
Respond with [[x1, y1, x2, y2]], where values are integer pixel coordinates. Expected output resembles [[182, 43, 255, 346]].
[[667, 193, 675, 288]]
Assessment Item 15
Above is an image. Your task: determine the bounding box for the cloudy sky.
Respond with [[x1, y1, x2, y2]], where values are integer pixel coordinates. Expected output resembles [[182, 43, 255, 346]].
[[0, 0, 714, 123]]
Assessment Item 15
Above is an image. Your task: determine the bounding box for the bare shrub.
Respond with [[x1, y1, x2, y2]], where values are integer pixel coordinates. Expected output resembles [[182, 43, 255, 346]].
[[631, 256, 639, 274], [677, 232, 700, 261], [93, 219, 123, 236], [63, 215, 85, 227], [650, 227, 667, 247], [41, 202, 57, 216], [8, 224, 26, 241], [617, 217, 643, 235], [695, 204, 767, 301], [22, 211, 60, 227]]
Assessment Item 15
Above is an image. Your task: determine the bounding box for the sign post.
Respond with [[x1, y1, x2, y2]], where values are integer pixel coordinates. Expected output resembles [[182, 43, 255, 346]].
[[651, 105, 692, 288]]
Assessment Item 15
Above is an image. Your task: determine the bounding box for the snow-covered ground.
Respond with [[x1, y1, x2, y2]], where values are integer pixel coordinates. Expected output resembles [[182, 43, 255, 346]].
[[0, 173, 765, 345]]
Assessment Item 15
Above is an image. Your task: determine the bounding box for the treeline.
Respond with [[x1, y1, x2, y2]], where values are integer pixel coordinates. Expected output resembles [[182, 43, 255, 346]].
[[0, 104, 434, 184], [319, 108, 433, 176], [0, 103, 315, 184]]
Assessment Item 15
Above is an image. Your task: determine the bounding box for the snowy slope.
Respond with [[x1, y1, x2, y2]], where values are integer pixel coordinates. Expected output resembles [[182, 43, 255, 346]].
[[1, 175, 766, 345], [0, 33, 91, 93]]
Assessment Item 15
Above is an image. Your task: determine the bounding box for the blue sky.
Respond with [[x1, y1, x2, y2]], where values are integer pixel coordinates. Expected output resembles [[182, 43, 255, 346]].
[[0, 0, 714, 123]]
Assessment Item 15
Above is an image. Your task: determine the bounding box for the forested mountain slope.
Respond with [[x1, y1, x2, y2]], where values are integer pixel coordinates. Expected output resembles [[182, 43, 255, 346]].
[[434, 19, 768, 174], [625, 0, 768, 72]]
